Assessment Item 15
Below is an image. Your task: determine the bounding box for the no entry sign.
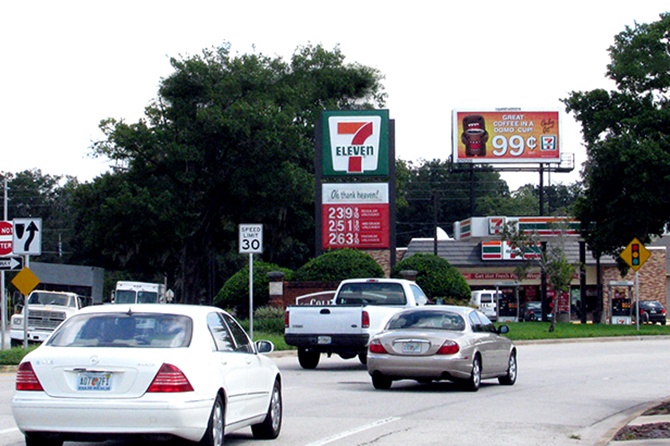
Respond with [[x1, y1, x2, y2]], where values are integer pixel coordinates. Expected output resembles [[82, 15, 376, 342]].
[[0, 221, 12, 256]]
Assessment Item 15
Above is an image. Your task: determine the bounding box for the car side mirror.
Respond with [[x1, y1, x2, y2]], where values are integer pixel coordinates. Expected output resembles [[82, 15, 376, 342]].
[[255, 340, 275, 354], [497, 325, 509, 334]]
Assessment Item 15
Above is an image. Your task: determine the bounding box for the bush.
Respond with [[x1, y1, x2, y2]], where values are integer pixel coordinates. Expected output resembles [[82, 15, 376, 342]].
[[0, 346, 35, 365], [214, 261, 292, 318], [251, 306, 285, 334], [392, 253, 471, 302], [293, 249, 384, 282]]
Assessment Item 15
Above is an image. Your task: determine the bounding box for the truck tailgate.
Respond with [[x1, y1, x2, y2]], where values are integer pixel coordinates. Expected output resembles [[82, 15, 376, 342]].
[[286, 306, 364, 334]]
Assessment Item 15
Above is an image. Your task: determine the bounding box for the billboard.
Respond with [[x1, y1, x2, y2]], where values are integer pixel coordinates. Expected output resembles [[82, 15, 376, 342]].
[[452, 109, 560, 163], [321, 110, 390, 176], [321, 183, 389, 249]]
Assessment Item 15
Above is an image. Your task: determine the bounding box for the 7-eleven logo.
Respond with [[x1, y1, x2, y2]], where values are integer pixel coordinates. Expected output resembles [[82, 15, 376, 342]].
[[328, 116, 381, 173]]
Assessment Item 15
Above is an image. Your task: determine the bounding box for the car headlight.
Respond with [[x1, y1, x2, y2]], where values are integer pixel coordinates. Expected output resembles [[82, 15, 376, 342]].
[[11, 316, 23, 326]]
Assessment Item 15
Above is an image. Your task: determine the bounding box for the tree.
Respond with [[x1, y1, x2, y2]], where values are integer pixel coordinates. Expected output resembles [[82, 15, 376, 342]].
[[500, 221, 576, 331], [74, 43, 386, 303], [562, 13, 670, 259], [2, 170, 79, 263]]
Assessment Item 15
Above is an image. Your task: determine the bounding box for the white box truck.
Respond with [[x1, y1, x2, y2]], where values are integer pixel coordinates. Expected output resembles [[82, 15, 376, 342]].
[[112, 281, 167, 304]]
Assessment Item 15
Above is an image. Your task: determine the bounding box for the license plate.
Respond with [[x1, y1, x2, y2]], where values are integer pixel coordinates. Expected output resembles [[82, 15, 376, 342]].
[[317, 336, 331, 345], [77, 372, 112, 391], [402, 342, 422, 354]]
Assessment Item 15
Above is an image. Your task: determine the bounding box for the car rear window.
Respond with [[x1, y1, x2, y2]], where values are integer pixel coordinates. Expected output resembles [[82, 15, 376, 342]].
[[336, 282, 407, 305], [46, 313, 193, 348], [388, 311, 465, 331]]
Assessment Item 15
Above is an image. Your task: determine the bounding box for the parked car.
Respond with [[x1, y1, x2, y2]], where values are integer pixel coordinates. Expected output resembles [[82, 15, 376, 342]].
[[12, 304, 282, 446], [633, 300, 667, 325], [367, 306, 517, 391], [521, 301, 553, 322]]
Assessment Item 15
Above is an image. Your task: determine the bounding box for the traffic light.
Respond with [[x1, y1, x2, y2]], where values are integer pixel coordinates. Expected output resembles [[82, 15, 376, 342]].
[[631, 243, 640, 267]]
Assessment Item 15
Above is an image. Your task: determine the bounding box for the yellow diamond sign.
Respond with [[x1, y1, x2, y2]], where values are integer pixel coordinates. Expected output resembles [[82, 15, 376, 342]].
[[620, 238, 651, 271], [11, 267, 40, 296]]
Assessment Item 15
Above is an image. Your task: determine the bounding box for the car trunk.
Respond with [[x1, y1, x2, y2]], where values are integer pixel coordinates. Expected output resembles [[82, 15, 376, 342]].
[[29, 346, 164, 399]]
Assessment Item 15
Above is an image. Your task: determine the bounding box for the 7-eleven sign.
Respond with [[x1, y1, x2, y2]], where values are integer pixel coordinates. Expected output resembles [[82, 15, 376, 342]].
[[322, 110, 389, 176]]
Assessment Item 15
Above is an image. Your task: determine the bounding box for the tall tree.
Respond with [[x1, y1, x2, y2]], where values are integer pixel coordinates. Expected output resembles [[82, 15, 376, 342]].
[[73, 43, 386, 303], [1, 170, 78, 263], [562, 13, 670, 258]]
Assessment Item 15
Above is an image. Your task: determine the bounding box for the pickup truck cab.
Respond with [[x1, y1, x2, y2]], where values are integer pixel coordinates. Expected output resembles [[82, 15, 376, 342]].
[[284, 278, 429, 369], [10, 290, 92, 347]]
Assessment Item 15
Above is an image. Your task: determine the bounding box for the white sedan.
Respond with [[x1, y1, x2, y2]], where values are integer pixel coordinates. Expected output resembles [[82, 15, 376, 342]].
[[367, 305, 517, 391], [12, 304, 282, 446]]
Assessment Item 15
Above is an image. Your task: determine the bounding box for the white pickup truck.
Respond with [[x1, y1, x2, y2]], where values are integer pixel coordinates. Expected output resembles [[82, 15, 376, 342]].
[[284, 278, 429, 369], [10, 290, 92, 348]]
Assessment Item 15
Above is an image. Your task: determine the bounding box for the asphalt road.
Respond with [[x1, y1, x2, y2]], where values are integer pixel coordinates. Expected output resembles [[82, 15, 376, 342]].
[[2, 337, 670, 446]]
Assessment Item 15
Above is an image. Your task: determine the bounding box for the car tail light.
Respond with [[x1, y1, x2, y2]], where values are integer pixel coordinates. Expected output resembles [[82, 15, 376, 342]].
[[147, 363, 194, 393], [284, 310, 290, 328], [436, 341, 460, 355], [362, 310, 370, 329], [662, 308, 667, 316], [368, 339, 388, 354], [16, 362, 44, 391]]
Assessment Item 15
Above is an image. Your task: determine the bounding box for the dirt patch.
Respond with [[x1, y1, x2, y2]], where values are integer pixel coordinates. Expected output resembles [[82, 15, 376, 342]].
[[614, 402, 670, 441]]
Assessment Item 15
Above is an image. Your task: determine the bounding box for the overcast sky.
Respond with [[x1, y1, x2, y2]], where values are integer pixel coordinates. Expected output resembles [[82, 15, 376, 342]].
[[1, 1, 667, 191]]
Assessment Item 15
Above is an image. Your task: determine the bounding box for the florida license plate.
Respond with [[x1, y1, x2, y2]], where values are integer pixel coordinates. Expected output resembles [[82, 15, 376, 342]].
[[402, 342, 422, 354], [77, 372, 112, 391]]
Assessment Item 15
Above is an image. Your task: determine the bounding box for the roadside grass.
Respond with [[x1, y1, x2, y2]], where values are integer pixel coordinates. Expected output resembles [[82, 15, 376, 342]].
[[503, 321, 670, 341]]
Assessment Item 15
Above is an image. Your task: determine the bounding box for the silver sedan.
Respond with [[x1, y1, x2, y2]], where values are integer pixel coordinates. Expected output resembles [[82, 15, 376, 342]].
[[367, 305, 517, 391]]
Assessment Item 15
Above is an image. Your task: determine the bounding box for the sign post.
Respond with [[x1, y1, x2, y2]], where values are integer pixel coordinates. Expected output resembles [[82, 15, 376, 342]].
[[239, 224, 263, 339], [620, 238, 651, 330]]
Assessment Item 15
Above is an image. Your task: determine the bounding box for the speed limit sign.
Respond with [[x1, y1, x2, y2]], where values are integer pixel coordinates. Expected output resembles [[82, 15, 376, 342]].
[[239, 224, 263, 254]]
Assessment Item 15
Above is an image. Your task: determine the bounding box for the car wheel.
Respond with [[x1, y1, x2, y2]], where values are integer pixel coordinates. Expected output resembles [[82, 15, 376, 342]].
[[662, 319, 667, 326], [25, 433, 63, 446], [251, 379, 282, 439], [465, 356, 481, 392], [358, 351, 367, 365], [372, 373, 392, 390], [198, 394, 224, 446], [298, 348, 320, 369], [498, 351, 517, 385]]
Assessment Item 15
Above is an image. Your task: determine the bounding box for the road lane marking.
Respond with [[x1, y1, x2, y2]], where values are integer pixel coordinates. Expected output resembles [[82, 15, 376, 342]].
[[304, 417, 401, 446]]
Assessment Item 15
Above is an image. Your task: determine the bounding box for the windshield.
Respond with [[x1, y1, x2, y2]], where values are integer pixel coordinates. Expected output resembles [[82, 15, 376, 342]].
[[28, 292, 73, 307], [388, 310, 465, 331], [47, 313, 192, 348], [114, 290, 136, 304], [137, 291, 158, 303], [336, 282, 407, 305]]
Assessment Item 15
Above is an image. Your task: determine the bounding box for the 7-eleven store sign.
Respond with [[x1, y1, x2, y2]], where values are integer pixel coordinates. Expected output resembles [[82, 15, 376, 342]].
[[481, 240, 541, 261], [321, 110, 390, 176]]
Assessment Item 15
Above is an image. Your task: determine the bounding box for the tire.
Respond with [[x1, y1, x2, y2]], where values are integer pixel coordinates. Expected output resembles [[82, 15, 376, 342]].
[[297, 348, 320, 369], [465, 356, 481, 392], [371, 373, 392, 390], [25, 433, 63, 446], [358, 351, 367, 365], [251, 379, 282, 439], [498, 351, 517, 386], [198, 394, 224, 446]]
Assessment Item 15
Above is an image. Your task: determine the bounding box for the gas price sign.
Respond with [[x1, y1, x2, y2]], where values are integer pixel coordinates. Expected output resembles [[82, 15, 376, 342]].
[[322, 183, 389, 249]]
